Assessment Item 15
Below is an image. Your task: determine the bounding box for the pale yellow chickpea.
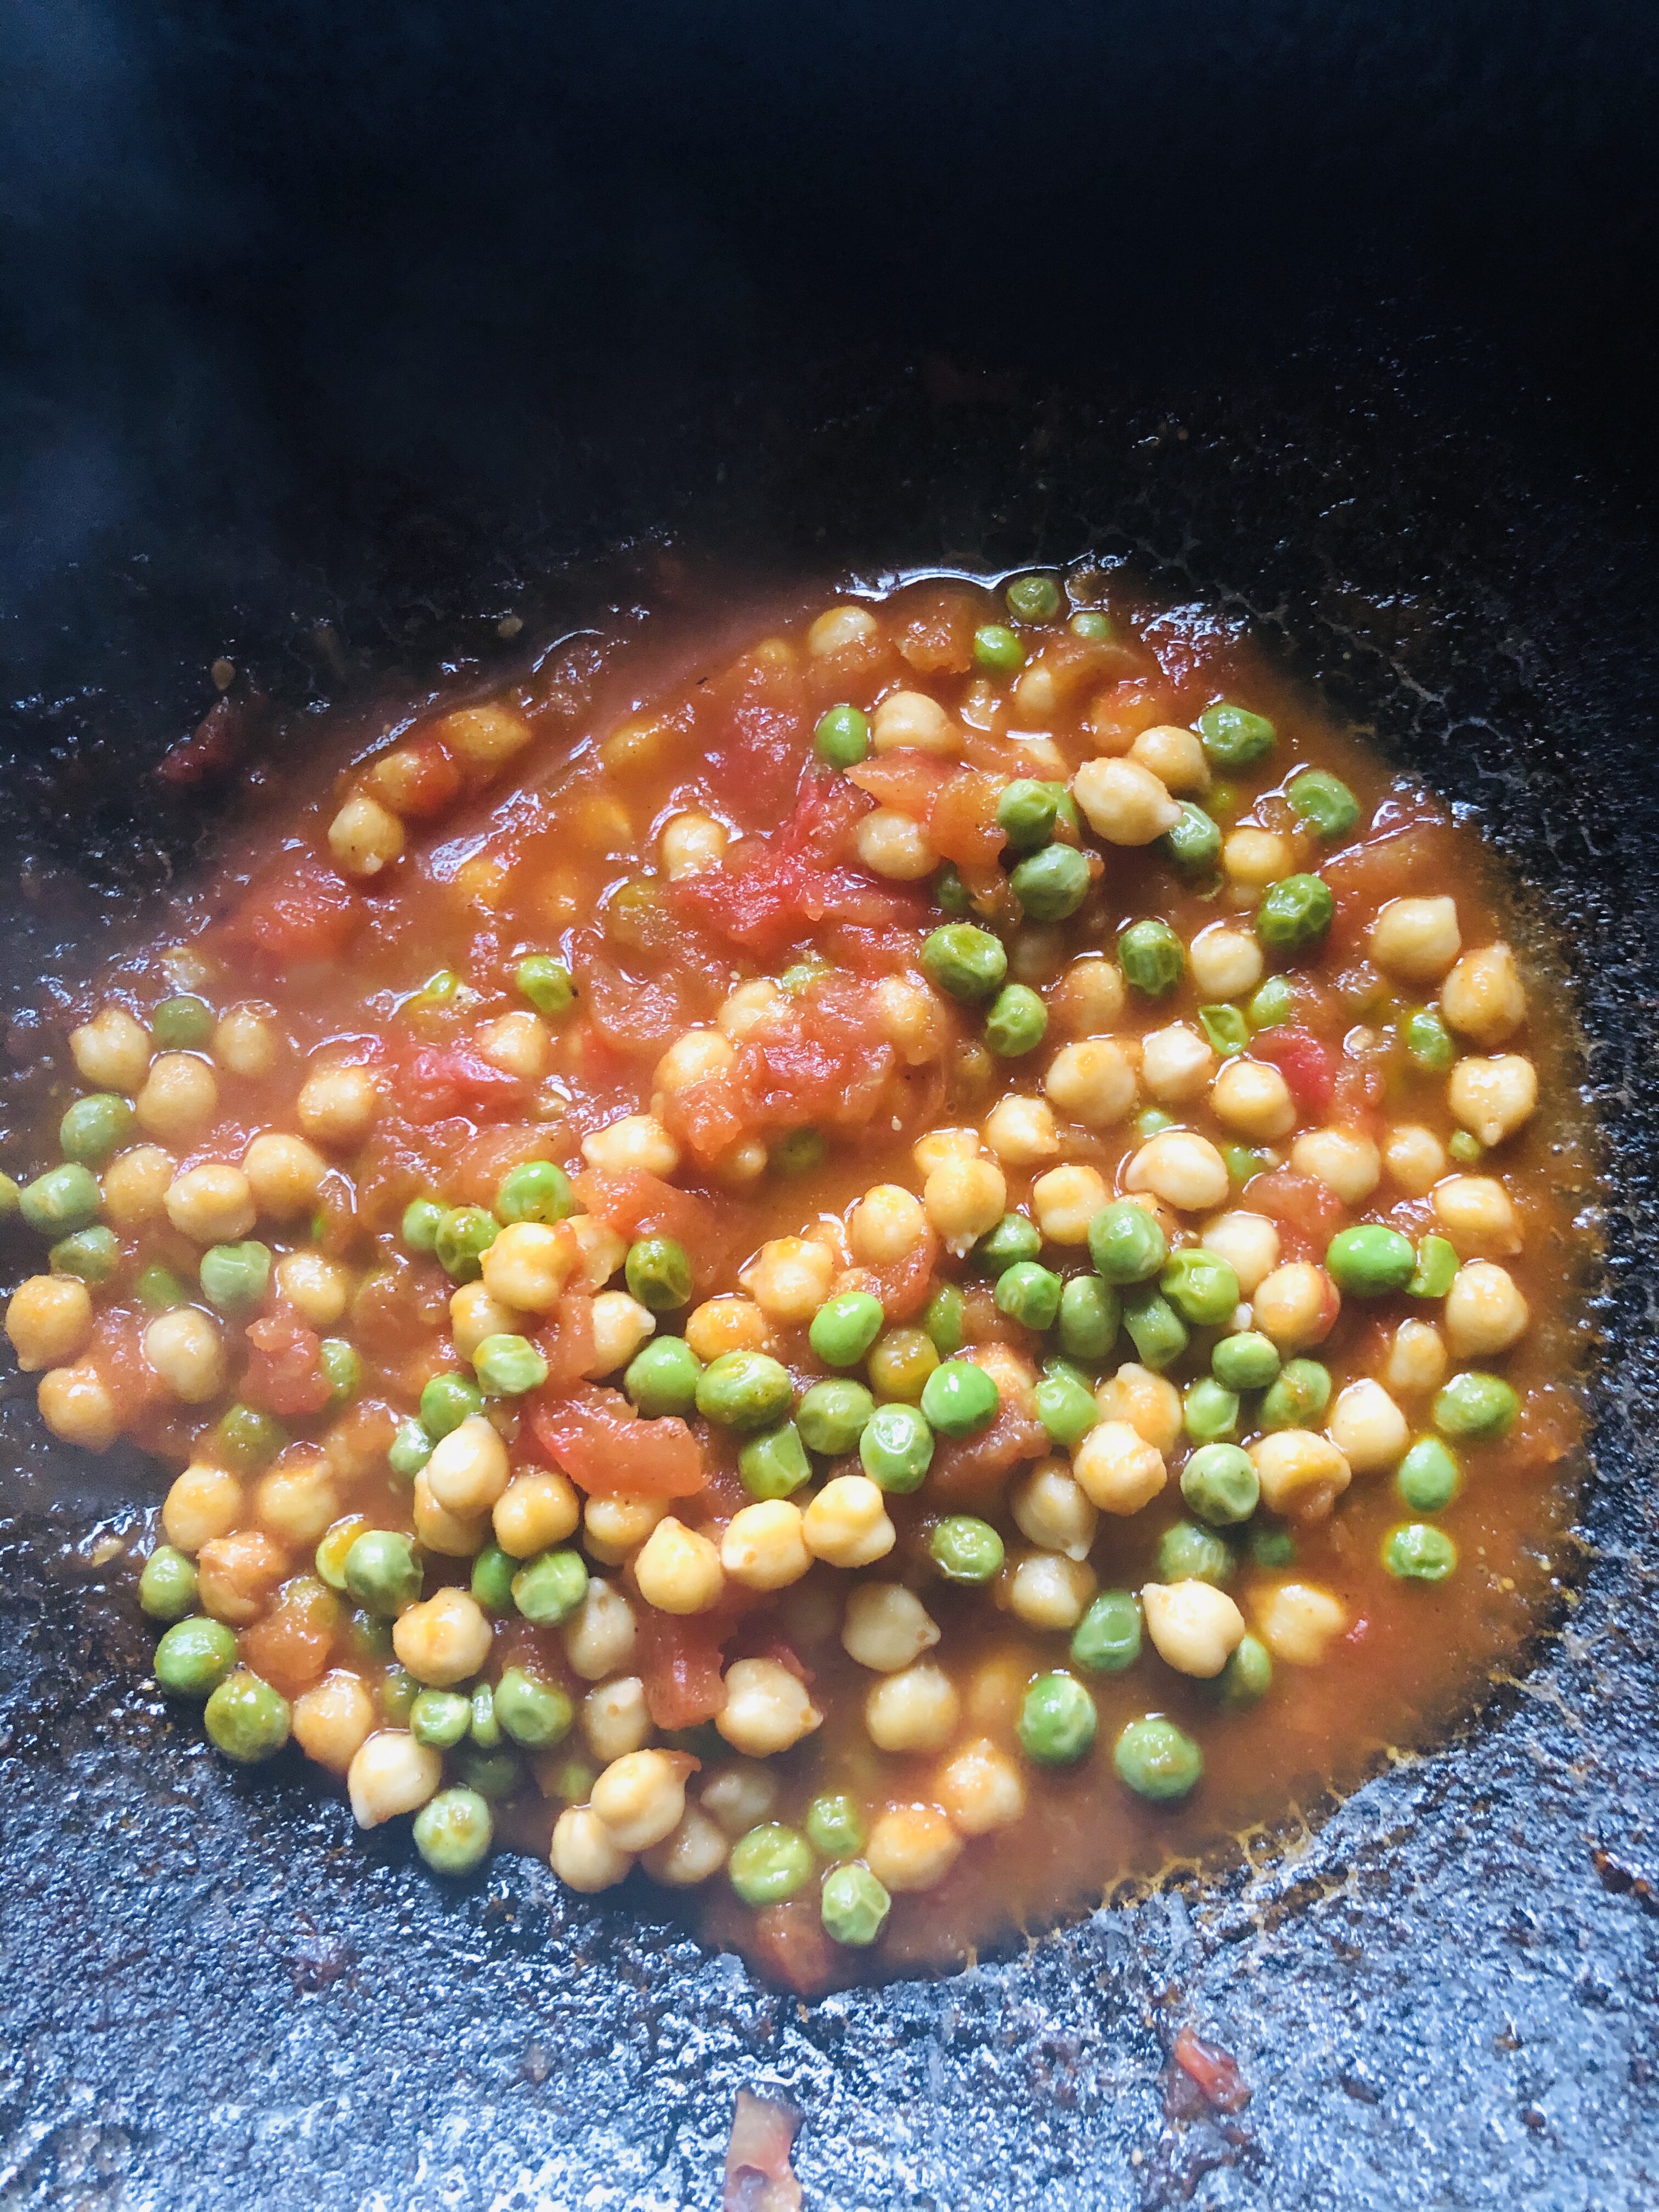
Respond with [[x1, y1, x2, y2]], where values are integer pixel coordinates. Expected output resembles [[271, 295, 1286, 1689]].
[[963, 1650, 1030, 1736], [923, 1155, 1007, 1251], [1073, 755, 1181, 844], [1048, 956, 1127, 1036], [933, 1737, 1025, 1835], [392, 1587, 494, 1686], [164, 1162, 255, 1245], [583, 1495, 667, 1566], [1010, 1458, 1098, 1561], [865, 1805, 963, 1893], [871, 688, 957, 756], [1094, 1362, 1183, 1451], [1128, 723, 1209, 793], [699, 1761, 779, 1836], [855, 808, 936, 879], [136, 1053, 219, 1145], [1383, 1124, 1447, 1197], [847, 1183, 927, 1266], [70, 1005, 151, 1093], [1384, 1317, 1448, 1396], [292, 1670, 375, 1774], [1368, 896, 1461, 983], [712, 1138, 769, 1189], [411, 1474, 487, 1558], [569, 1216, 628, 1292], [1254, 1581, 1347, 1664], [424, 1415, 510, 1516], [873, 974, 951, 1064], [1440, 942, 1526, 1044], [449, 1283, 521, 1360], [242, 1132, 327, 1222], [1188, 925, 1264, 1001], [1071, 1420, 1166, 1514], [842, 1583, 940, 1672], [1198, 1211, 1280, 1296], [562, 1577, 639, 1679], [1448, 1054, 1537, 1149], [912, 1126, 981, 1176], [101, 1143, 174, 1231], [580, 1113, 680, 1178], [255, 1452, 338, 1545], [652, 1028, 735, 1096], [1249, 1430, 1352, 1520], [1290, 1126, 1381, 1204], [435, 701, 532, 770], [721, 1500, 812, 1591], [802, 1475, 896, 1568], [1444, 1260, 1530, 1358], [348, 1731, 442, 1829], [715, 1657, 822, 1756], [808, 603, 881, 658], [195, 1528, 288, 1624], [739, 1235, 834, 1324], [212, 1005, 282, 1079], [589, 1291, 655, 1375], [328, 790, 404, 877], [296, 1063, 380, 1148], [1007, 1552, 1097, 1631], [684, 1295, 771, 1362], [582, 1678, 653, 1765], [640, 1805, 731, 1887], [659, 810, 729, 878], [474, 1011, 550, 1082], [1125, 1129, 1230, 1212], [865, 1662, 961, 1753], [1030, 1163, 1108, 1245], [635, 1517, 724, 1615], [1008, 927, 1066, 986], [1432, 1174, 1522, 1257], [982, 1094, 1060, 1165], [1211, 1057, 1296, 1141], [493, 1466, 580, 1557], [271, 1251, 347, 1330], [162, 1463, 243, 1552], [1141, 1024, 1216, 1103], [716, 978, 786, 1040], [1251, 1262, 1336, 1351], [590, 1748, 687, 1851], [5, 1275, 92, 1372], [1328, 1378, 1409, 1474], [1223, 826, 1293, 888], [1142, 1579, 1246, 1678], [480, 1219, 579, 1314], [142, 1307, 227, 1403], [1043, 1039, 1137, 1127], [550, 1804, 633, 1892]]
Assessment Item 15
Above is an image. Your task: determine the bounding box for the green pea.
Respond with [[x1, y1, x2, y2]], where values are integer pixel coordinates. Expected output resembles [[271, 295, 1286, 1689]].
[[421, 1373, 484, 1437], [1216, 1634, 1272, 1708], [1396, 1436, 1460, 1512], [868, 1325, 936, 1407], [928, 1514, 1005, 1584], [313, 1517, 364, 1590], [204, 1670, 291, 1764], [1160, 802, 1223, 875], [516, 955, 575, 1018], [1196, 702, 1276, 769], [730, 1822, 814, 1906], [211, 1402, 285, 1471], [1069, 609, 1113, 640], [1248, 975, 1297, 1030], [0, 1171, 16, 1219], [469, 1681, 501, 1748], [344, 1530, 423, 1616], [973, 623, 1026, 676], [1223, 1143, 1269, 1185], [1199, 1005, 1249, 1058], [1448, 1130, 1484, 1165], [994, 1260, 1063, 1330], [1122, 1285, 1189, 1370], [1407, 1234, 1458, 1300], [1287, 769, 1360, 839], [198, 1239, 271, 1311], [1404, 1006, 1455, 1071], [1135, 1108, 1175, 1139], [402, 967, 471, 1019], [548, 1755, 597, 1804], [494, 1667, 574, 1748], [1160, 1248, 1240, 1327], [1211, 1330, 1280, 1391], [151, 995, 214, 1049], [19, 1163, 102, 1235], [155, 1615, 239, 1697], [454, 1745, 522, 1800], [921, 922, 1008, 1005], [821, 1863, 891, 1947], [806, 1791, 867, 1857], [625, 1236, 692, 1312], [309, 1338, 356, 1405], [771, 1127, 827, 1175], [496, 1159, 575, 1224], [133, 1262, 188, 1310], [49, 1226, 119, 1284], [401, 1197, 444, 1252], [933, 864, 972, 916], [996, 777, 1058, 851], [59, 1093, 135, 1166], [511, 1548, 589, 1624], [1119, 919, 1186, 997], [414, 1786, 493, 1875], [1086, 1203, 1161, 1286], [1114, 1716, 1203, 1801], [796, 1379, 875, 1457], [1255, 874, 1334, 955], [696, 1351, 794, 1431], [345, 1607, 394, 1663], [1006, 574, 1062, 623], [1180, 1441, 1260, 1525], [474, 1334, 549, 1396], [1035, 1363, 1099, 1448], [809, 1290, 885, 1368], [388, 1420, 435, 1479], [624, 1336, 703, 1418], [1018, 1672, 1098, 1765], [1010, 845, 1090, 923], [435, 1206, 498, 1282], [1249, 1525, 1297, 1569], [1071, 1590, 1142, 1675], [471, 1544, 517, 1614], [974, 1212, 1043, 1275], [380, 1664, 419, 1724], [1433, 1371, 1519, 1441], [411, 1688, 473, 1749], [1383, 1521, 1459, 1582], [859, 1402, 934, 1492], [1056, 1273, 1119, 1362], [1182, 1378, 1241, 1447], [985, 984, 1048, 1057], [1327, 1224, 1415, 1296], [1156, 1520, 1235, 1585], [1260, 1358, 1332, 1430], [923, 1283, 966, 1356], [814, 702, 870, 768], [138, 1545, 198, 1622], [920, 1360, 1000, 1438], [738, 1420, 813, 1500]]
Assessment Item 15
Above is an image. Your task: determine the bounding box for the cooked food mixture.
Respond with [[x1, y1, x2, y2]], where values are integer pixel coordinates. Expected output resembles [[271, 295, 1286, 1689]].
[[0, 569, 1589, 1988]]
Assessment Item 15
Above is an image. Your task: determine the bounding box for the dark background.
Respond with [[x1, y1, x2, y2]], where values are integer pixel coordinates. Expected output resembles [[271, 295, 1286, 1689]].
[[2, 4, 1658, 2208]]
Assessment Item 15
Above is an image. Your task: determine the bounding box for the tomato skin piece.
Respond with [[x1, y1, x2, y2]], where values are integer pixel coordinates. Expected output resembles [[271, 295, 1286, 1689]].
[[639, 1612, 728, 1730], [573, 1170, 731, 1289], [234, 850, 360, 961], [529, 1384, 705, 1498], [927, 1394, 1049, 1511], [1251, 1028, 1336, 1119], [892, 584, 981, 676], [838, 1228, 939, 1324], [538, 1293, 597, 1392], [241, 1313, 331, 1417], [1240, 1165, 1347, 1256], [1173, 2026, 1252, 2114], [403, 1045, 528, 1124], [240, 1578, 338, 1697]]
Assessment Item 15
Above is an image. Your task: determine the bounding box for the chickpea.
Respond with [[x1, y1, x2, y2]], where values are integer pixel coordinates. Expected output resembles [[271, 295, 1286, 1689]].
[[590, 1748, 687, 1851], [652, 1030, 735, 1098], [411, 1473, 486, 1557], [196, 1527, 287, 1625], [1128, 723, 1209, 793], [865, 1661, 961, 1753], [1248, 1429, 1352, 1520], [1141, 1024, 1216, 1103], [700, 1761, 779, 1837], [865, 1805, 963, 1893], [923, 1155, 1008, 1251], [842, 1185, 921, 1267], [239, 1135, 326, 1225], [1444, 1260, 1530, 1358], [142, 1306, 227, 1403], [162, 1463, 244, 1552], [292, 1670, 375, 1774], [1073, 756, 1181, 844], [492, 1467, 579, 1558], [255, 1452, 339, 1545], [1143, 1579, 1246, 1678], [873, 974, 951, 1065], [1328, 1378, 1409, 1474], [1094, 1362, 1183, 1451], [1368, 896, 1462, 982], [449, 1283, 523, 1359], [855, 809, 937, 880], [480, 1220, 579, 1314], [1440, 942, 1527, 1045], [1198, 1210, 1280, 1296], [424, 1415, 510, 1516], [659, 810, 729, 880], [1382, 1123, 1447, 1198], [1043, 1038, 1137, 1128], [270, 1251, 347, 1331], [1125, 1130, 1230, 1212], [164, 1163, 255, 1245], [580, 1113, 681, 1178], [103, 1143, 174, 1230], [1291, 1126, 1381, 1204], [807, 603, 881, 658], [1007, 1552, 1097, 1630], [1211, 1057, 1296, 1141], [1251, 1262, 1336, 1351], [1008, 927, 1066, 986], [1011, 1458, 1099, 1560], [435, 702, 533, 770], [802, 1475, 896, 1568], [1223, 826, 1293, 888], [1253, 1581, 1347, 1664], [716, 978, 786, 1040], [550, 1804, 634, 1892], [390, 1587, 492, 1686], [1384, 1317, 1448, 1397], [569, 1216, 628, 1293], [1188, 925, 1264, 1002], [1049, 956, 1127, 1037], [582, 1495, 667, 1566], [842, 1583, 940, 1673], [328, 791, 404, 877], [213, 1006, 282, 1079], [641, 1805, 730, 1886], [589, 1291, 655, 1375], [296, 1063, 381, 1148], [716, 1656, 822, 1756], [70, 1005, 151, 1093], [913, 1126, 981, 1176], [871, 688, 957, 756], [1448, 1054, 1538, 1149], [348, 1730, 442, 1829], [5, 1275, 92, 1372], [684, 1295, 771, 1362], [36, 1364, 117, 1450], [933, 1737, 1025, 1835], [1432, 1174, 1522, 1257], [1072, 1419, 1166, 1514], [963, 1650, 1030, 1736], [983, 1094, 1061, 1166], [739, 1236, 834, 1324], [136, 1053, 219, 1145], [474, 1011, 550, 1082], [561, 1579, 639, 1683], [635, 1517, 724, 1615], [712, 1138, 769, 1189], [721, 1500, 812, 1591], [1031, 1163, 1108, 1245]]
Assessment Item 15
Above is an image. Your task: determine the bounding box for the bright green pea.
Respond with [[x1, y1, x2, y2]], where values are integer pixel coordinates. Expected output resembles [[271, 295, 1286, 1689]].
[[730, 1822, 814, 1906], [1119, 919, 1186, 997], [923, 1284, 966, 1356], [974, 623, 1028, 676], [974, 1212, 1043, 1274], [516, 956, 575, 1018], [211, 1403, 285, 1471], [625, 1237, 692, 1312], [1114, 1716, 1203, 1801], [1396, 1436, 1461, 1511], [1136, 1108, 1175, 1138], [49, 1226, 119, 1284], [59, 1093, 135, 1166], [1156, 1520, 1235, 1585], [771, 1127, 827, 1175], [1180, 1441, 1260, 1524], [1432, 1371, 1519, 1441], [806, 1791, 866, 1857], [138, 1545, 198, 1622], [469, 1684, 501, 1749], [1248, 975, 1297, 1030], [921, 1361, 1000, 1438], [1088, 1199, 1167, 1284], [1197, 702, 1276, 769], [454, 1745, 522, 1801], [1249, 1525, 1297, 1569], [19, 1163, 102, 1235], [309, 1338, 357, 1406], [155, 1616, 239, 1697], [133, 1262, 188, 1310], [151, 995, 214, 1049], [1122, 1285, 1188, 1370], [1160, 1248, 1240, 1326], [204, 1670, 290, 1764], [411, 1688, 473, 1750], [796, 1379, 874, 1457], [985, 984, 1048, 1057], [1383, 1521, 1459, 1582], [1409, 1234, 1458, 1299], [494, 1667, 574, 1748], [814, 702, 870, 768], [473, 1334, 549, 1396], [995, 1260, 1063, 1330], [929, 1514, 1005, 1584], [738, 1421, 813, 1499], [1256, 874, 1334, 954], [1018, 1672, 1097, 1765], [199, 1239, 272, 1311], [1216, 1634, 1272, 1708], [496, 1160, 574, 1224], [1069, 609, 1113, 640], [402, 1197, 445, 1252], [996, 777, 1057, 850], [1327, 1223, 1415, 1295], [1057, 1274, 1119, 1361], [1006, 574, 1062, 623], [388, 1420, 435, 1479], [859, 1402, 934, 1492], [1404, 1006, 1455, 1071], [809, 1290, 884, 1368], [1223, 1143, 1268, 1185], [1287, 769, 1360, 839], [344, 1530, 423, 1616], [421, 1372, 484, 1438], [933, 863, 972, 916], [1182, 1379, 1242, 1447], [1260, 1358, 1332, 1430], [696, 1351, 793, 1431], [471, 1544, 517, 1614], [511, 1548, 589, 1624], [1160, 802, 1222, 875], [1010, 845, 1090, 923], [1035, 1364, 1099, 1448], [1071, 1590, 1142, 1675], [1199, 1005, 1249, 1057], [1211, 1330, 1280, 1391], [1448, 1130, 1484, 1165], [624, 1336, 703, 1418], [414, 1787, 493, 1875], [821, 1863, 890, 1947], [435, 1206, 498, 1282], [921, 923, 1008, 1005]]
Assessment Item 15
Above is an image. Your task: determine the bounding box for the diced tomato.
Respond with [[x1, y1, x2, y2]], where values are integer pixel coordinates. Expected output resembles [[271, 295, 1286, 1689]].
[[573, 1170, 732, 1287], [447, 1124, 556, 1211], [1086, 675, 1177, 749], [840, 1229, 939, 1324], [927, 770, 1006, 889], [233, 849, 360, 961], [155, 696, 244, 790], [241, 1312, 331, 1417], [928, 1393, 1048, 1510], [747, 1901, 838, 1999], [1242, 1165, 1346, 1267], [1251, 1028, 1336, 1118], [354, 1117, 472, 1233], [349, 1252, 450, 1359], [530, 1384, 705, 1497], [1172, 2026, 1252, 2114], [723, 2090, 803, 2212], [402, 1044, 528, 1124], [640, 1612, 728, 1730], [892, 585, 981, 675], [1332, 1054, 1385, 1135], [240, 1578, 339, 1697], [537, 1292, 597, 1392], [1323, 812, 1456, 957], [697, 653, 812, 828], [91, 1308, 166, 1423], [848, 752, 954, 820]]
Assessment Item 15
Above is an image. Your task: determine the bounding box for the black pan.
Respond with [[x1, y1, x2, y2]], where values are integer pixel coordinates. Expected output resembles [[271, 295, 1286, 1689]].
[[2, 5, 1657, 2205]]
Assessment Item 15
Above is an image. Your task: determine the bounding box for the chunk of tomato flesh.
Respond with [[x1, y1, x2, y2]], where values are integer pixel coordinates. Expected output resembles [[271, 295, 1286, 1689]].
[[529, 1384, 704, 1497]]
